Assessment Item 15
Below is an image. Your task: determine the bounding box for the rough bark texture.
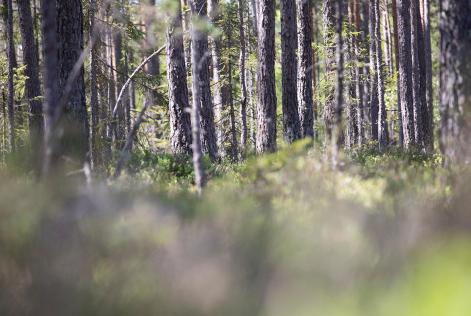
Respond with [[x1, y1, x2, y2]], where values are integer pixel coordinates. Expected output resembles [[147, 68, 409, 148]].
[[17, 0, 43, 160], [256, 0, 277, 154], [40, 0, 59, 175], [189, 0, 218, 161], [397, 0, 415, 148], [332, 0, 344, 164], [369, 0, 379, 142], [5, 0, 16, 152], [57, 0, 90, 165], [374, 0, 388, 149], [208, 0, 226, 152], [410, 0, 424, 148], [166, 1, 193, 156], [89, 0, 100, 168], [392, 0, 404, 145], [422, 0, 434, 151], [280, 0, 301, 143], [238, 0, 248, 149], [439, 0, 471, 164], [297, 0, 315, 138]]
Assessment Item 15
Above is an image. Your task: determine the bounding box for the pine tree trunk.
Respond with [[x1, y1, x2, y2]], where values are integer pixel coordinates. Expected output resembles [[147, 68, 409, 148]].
[[369, 0, 379, 142], [189, 0, 218, 161], [17, 0, 43, 164], [280, 0, 301, 143], [208, 0, 226, 153], [57, 0, 90, 166], [439, 0, 471, 164], [166, 1, 193, 155], [238, 0, 248, 150], [374, 0, 389, 149], [89, 0, 100, 169], [297, 0, 315, 138], [396, 0, 415, 148], [410, 0, 423, 148], [323, 0, 337, 142], [40, 0, 59, 175], [256, 0, 277, 153], [353, 0, 364, 145], [422, 0, 434, 151], [5, 0, 16, 152], [332, 0, 344, 165], [392, 0, 404, 145]]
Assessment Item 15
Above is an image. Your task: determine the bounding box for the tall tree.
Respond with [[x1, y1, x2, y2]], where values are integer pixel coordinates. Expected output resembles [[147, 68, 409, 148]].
[[166, 0, 192, 155], [368, 0, 379, 142], [17, 0, 43, 163], [297, 0, 315, 138], [189, 0, 218, 161], [208, 0, 225, 152], [238, 0, 248, 149], [280, 0, 301, 143], [332, 0, 344, 165], [373, 0, 388, 148], [439, 0, 471, 164], [57, 0, 90, 166], [40, 0, 59, 175], [421, 0, 434, 151], [89, 0, 100, 168], [4, 0, 16, 152], [256, 0, 277, 153], [323, 0, 337, 142], [396, 0, 415, 148], [392, 0, 404, 145]]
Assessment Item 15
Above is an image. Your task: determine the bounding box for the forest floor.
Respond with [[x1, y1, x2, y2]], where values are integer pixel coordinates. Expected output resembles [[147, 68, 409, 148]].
[[1, 142, 471, 315]]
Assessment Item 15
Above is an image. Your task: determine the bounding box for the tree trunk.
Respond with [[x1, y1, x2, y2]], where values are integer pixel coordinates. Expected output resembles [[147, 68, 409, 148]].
[[256, 0, 277, 153], [297, 0, 315, 138], [374, 0, 389, 149], [323, 0, 337, 142], [166, 1, 193, 155], [208, 0, 226, 153], [332, 0, 344, 165], [189, 0, 218, 161], [353, 0, 364, 145], [17, 0, 43, 165], [40, 0, 59, 175], [410, 0, 423, 148], [4, 0, 16, 152], [396, 0, 415, 148], [238, 0, 248, 150], [392, 0, 404, 145], [439, 0, 471, 164], [89, 0, 100, 169], [369, 0, 379, 142], [421, 0, 434, 151], [280, 0, 301, 143]]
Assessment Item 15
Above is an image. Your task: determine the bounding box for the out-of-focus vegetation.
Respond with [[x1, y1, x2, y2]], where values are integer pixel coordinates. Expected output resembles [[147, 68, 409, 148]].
[[1, 143, 470, 316]]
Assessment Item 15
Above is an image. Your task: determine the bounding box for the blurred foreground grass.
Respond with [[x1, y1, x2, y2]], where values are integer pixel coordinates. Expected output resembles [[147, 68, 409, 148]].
[[1, 143, 471, 316]]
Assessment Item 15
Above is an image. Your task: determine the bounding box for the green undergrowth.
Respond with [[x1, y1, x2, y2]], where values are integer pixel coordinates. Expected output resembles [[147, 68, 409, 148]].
[[1, 143, 470, 316]]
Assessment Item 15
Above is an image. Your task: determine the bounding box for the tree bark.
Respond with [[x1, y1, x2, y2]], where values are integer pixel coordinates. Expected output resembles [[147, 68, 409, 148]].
[[238, 0, 248, 150], [4, 0, 16, 152], [297, 0, 315, 138], [369, 0, 379, 142], [439, 0, 471, 164], [256, 0, 277, 153], [89, 0, 100, 168], [332, 0, 344, 166], [323, 0, 337, 142], [422, 0, 434, 151], [280, 0, 301, 143], [396, 0, 415, 148], [57, 0, 90, 166], [392, 0, 404, 146], [189, 0, 218, 161], [166, 1, 193, 155], [17, 0, 43, 164]]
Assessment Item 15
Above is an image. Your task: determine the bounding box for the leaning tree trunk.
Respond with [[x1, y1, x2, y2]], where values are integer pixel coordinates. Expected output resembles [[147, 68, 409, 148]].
[[439, 0, 471, 165], [4, 0, 16, 153], [256, 0, 277, 153], [396, 0, 415, 148], [57, 0, 90, 167], [17, 0, 43, 166], [166, 1, 193, 155], [280, 0, 301, 143], [374, 0, 388, 149], [40, 0, 59, 175], [297, 0, 315, 138], [189, 0, 218, 161]]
